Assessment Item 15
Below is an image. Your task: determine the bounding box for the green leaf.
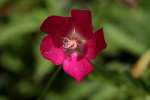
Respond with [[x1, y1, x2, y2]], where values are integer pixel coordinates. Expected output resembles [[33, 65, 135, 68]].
[[104, 23, 148, 56]]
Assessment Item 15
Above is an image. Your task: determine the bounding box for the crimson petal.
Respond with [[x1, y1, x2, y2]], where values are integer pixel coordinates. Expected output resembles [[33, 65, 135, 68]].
[[40, 16, 73, 47], [71, 9, 93, 39], [63, 52, 93, 81], [40, 35, 65, 65], [85, 29, 107, 60]]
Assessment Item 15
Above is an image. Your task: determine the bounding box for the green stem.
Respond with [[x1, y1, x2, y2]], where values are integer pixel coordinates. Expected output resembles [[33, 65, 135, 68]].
[[37, 67, 61, 100]]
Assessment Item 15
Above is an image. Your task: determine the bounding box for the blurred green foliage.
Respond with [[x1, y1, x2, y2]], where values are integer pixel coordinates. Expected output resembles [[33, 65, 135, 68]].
[[0, 0, 150, 100]]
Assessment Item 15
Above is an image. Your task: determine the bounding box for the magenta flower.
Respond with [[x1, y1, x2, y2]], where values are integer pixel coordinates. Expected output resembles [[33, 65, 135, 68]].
[[40, 9, 106, 81]]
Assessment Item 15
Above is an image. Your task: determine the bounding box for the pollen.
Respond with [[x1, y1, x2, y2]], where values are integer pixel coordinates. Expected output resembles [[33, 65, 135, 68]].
[[63, 37, 78, 50], [62, 28, 86, 52]]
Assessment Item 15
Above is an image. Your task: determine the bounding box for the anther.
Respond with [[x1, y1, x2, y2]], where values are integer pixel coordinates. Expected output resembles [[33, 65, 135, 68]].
[[63, 37, 78, 49]]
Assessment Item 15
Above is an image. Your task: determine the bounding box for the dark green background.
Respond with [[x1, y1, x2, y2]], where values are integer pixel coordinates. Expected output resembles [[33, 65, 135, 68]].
[[0, 0, 150, 100]]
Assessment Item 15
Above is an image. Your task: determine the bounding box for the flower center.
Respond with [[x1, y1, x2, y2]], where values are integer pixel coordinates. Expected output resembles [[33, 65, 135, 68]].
[[62, 28, 86, 57], [63, 37, 79, 50]]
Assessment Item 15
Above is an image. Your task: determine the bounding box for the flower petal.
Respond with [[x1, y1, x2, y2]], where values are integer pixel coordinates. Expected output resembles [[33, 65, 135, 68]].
[[40, 35, 65, 65], [71, 9, 93, 39], [85, 29, 107, 60], [40, 16, 73, 47], [63, 52, 93, 81], [40, 16, 72, 35]]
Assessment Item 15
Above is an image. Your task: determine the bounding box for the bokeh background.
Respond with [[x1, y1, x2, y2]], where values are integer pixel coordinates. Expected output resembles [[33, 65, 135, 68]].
[[0, 0, 150, 100]]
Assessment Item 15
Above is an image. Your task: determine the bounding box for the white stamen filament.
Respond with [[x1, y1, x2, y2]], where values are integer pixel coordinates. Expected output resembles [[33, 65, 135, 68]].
[[63, 37, 78, 49]]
